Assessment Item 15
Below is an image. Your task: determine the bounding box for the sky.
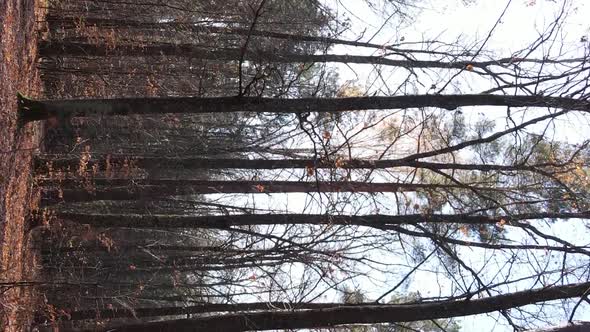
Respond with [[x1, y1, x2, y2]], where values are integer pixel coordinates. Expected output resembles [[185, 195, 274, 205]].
[[322, 1, 590, 330], [207, 1, 590, 331]]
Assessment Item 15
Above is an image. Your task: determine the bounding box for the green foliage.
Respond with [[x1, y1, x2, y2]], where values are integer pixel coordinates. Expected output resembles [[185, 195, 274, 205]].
[[384, 292, 460, 332], [341, 287, 366, 304], [336, 290, 460, 332]]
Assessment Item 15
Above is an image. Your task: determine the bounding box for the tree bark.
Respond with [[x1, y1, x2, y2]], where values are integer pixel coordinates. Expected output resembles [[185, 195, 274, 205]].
[[45, 16, 584, 68], [39, 301, 376, 321], [19, 93, 588, 123], [525, 322, 590, 332], [38, 39, 582, 71], [68, 281, 590, 332], [34, 155, 551, 173], [48, 211, 590, 228], [40, 180, 472, 204], [37, 40, 478, 69]]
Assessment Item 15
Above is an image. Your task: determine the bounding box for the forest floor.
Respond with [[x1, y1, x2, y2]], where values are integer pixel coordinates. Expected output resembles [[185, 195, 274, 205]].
[[0, 0, 45, 330]]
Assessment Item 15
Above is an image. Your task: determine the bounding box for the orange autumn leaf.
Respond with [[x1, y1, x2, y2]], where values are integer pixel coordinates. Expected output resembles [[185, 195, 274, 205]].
[[497, 218, 507, 228], [465, 64, 474, 71], [459, 225, 469, 236], [323, 131, 331, 140], [334, 157, 346, 168], [255, 184, 265, 192]]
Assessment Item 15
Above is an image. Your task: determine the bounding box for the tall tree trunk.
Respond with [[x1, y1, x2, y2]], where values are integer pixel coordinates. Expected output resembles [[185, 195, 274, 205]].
[[45, 211, 590, 228], [37, 40, 479, 69], [18, 93, 585, 123], [44, 16, 584, 68], [37, 301, 375, 321], [36, 16, 476, 62], [34, 155, 551, 173], [40, 180, 477, 204], [525, 322, 590, 332], [39, 39, 582, 71], [67, 281, 590, 332]]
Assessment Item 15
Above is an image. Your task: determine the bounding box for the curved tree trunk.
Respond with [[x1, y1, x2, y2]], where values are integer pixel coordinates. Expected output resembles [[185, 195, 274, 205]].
[[66, 281, 590, 332]]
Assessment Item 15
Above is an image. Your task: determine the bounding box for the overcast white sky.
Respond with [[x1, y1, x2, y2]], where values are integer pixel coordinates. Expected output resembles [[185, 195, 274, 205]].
[[213, 2, 590, 330], [324, 1, 590, 330]]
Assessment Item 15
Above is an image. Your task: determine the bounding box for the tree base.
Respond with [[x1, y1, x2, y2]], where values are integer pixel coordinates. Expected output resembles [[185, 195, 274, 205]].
[[17, 92, 50, 124]]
